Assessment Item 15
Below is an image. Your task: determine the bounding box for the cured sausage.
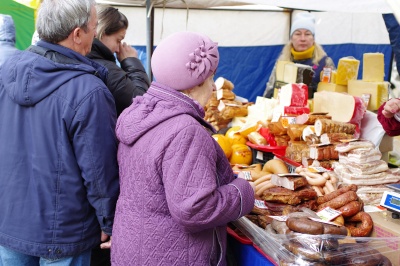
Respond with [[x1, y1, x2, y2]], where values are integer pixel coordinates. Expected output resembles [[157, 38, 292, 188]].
[[284, 241, 322, 261], [338, 200, 363, 217], [345, 211, 373, 237], [316, 184, 357, 205], [286, 217, 324, 235], [318, 191, 359, 210], [322, 223, 348, 236], [271, 219, 291, 234]]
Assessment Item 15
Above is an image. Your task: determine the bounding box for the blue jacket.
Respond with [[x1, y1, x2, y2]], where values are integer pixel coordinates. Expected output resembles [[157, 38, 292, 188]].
[[0, 14, 18, 66], [0, 40, 119, 259]]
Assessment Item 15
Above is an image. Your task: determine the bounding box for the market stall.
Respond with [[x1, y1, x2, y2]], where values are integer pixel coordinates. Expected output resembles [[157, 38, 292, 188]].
[[208, 60, 400, 264]]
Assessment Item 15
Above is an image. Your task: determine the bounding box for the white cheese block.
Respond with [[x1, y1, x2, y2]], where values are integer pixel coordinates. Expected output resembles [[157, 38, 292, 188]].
[[282, 64, 298, 84], [313, 91, 355, 122], [276, 60, 294, 82]]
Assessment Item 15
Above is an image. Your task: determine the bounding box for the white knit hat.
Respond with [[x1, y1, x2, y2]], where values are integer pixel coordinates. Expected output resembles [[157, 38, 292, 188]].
[[290, 12, 315, 36]]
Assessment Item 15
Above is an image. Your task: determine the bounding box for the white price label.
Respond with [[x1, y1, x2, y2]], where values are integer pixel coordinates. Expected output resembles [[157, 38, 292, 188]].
[[316, 207, 342, 221], [238, 171, 252, 181], [254, 199, 268, 209]]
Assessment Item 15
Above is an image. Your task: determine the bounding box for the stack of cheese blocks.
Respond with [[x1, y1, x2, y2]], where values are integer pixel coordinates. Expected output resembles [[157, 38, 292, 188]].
[[316, 56, 360, 93], [347, 53, 389, 111], [272, 61, 314, 99], [317, 53, 389, 111]]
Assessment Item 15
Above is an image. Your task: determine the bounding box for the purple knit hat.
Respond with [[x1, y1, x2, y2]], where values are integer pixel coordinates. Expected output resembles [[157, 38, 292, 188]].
[[151, 31, 219, 91]]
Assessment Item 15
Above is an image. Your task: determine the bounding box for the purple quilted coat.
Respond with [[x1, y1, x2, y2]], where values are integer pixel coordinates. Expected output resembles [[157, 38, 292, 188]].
[[111, 82, 255, 266]]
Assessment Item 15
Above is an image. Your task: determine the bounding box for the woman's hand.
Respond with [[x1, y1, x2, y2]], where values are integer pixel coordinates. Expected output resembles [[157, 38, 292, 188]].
[[382, 98, 400, 118], [116, 42, 138, 62]]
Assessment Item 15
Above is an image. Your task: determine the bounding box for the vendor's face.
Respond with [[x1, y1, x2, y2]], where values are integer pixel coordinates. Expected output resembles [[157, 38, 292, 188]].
[[101, 28, 127, 54], [191, 74, 216, 107], [291, 29, 314, 52]]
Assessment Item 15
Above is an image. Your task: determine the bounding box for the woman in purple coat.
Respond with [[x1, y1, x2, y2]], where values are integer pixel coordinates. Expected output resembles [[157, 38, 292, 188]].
[[111, 31, 255, 265]]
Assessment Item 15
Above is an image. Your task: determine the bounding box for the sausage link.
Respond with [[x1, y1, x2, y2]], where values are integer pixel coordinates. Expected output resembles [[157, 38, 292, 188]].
[[286, 217, 324, 235], [318, 191, 358, 210], [338, 200, 363, 217], [345, 211, 373, 237], [284, 241, 322, 261], [316, 184, 357, 205]]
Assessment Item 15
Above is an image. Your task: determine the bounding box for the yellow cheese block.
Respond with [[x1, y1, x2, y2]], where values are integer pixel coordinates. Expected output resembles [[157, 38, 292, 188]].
[[317, 82, 347, 93], [336, 57, 360, 85], [347, 80, 389, 111], [362, 53, 384, 82], [307, 99, 313, 113], [331, 70, 337, 84]]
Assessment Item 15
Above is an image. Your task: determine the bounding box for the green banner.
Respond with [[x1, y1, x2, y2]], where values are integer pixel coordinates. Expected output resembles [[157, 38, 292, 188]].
[[0, 0, 36, 50]]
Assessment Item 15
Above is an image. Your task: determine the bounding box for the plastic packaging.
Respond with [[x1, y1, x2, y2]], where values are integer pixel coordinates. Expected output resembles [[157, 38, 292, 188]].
[[232, 216, 397, 265]]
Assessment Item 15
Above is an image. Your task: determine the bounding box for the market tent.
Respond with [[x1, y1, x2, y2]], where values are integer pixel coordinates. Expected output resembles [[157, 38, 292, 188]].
[[0, 0, 40, 49], [101, 1, 395, 101]]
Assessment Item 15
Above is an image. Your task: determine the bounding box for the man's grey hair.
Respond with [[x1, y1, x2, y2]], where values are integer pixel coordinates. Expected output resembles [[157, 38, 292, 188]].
[[36, 0, 96, 43]]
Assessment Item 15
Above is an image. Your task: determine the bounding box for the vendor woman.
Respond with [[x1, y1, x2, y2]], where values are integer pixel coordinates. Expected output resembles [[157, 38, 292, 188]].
[[263, 12, 336, 98]]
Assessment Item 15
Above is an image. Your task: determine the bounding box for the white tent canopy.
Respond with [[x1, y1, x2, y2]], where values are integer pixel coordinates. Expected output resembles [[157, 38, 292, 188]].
[[96, 0, 394, 13], [95, 0, 398, 101]]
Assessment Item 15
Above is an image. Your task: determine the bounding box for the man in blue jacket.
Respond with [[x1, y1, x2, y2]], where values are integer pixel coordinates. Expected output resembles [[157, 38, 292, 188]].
[[0, 0, 119, 265]]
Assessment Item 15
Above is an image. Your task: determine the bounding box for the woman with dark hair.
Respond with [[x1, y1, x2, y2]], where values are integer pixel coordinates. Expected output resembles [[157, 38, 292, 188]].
[[87, 6, 149, 116]]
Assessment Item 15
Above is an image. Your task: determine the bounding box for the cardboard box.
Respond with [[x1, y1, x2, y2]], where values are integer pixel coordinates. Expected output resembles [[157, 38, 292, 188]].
[[369, 211, 400, 265]]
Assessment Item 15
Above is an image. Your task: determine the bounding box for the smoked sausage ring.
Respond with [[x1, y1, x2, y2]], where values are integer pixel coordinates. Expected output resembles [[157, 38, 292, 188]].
[[345, 211, 373, 237]]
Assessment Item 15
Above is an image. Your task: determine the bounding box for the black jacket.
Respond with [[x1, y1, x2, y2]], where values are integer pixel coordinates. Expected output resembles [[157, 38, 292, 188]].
[[87, 39, 150, 116]]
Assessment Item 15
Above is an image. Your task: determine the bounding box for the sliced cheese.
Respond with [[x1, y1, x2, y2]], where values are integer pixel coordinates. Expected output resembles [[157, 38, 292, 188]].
[[347, 80, 389, 111], [362, 53, 384, 82], [317, 82, 347, 93], [313, 91, 355, 122], [336, 57, 360, 85]]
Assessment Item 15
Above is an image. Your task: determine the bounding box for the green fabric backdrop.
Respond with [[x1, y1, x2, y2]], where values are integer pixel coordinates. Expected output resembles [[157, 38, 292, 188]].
[[0, 0, 35, 50]]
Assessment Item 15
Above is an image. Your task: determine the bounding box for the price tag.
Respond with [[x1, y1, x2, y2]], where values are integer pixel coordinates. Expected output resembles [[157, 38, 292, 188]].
[[280, 116, 296, 128], [238, 171, 252, 181], [316, 207, 342, 221], [254, 199, 268, 209], [307, 166, 327, 173], [321, 67, 332, 83], [361, 93, 371, 109], [309, 217, 341, 226]]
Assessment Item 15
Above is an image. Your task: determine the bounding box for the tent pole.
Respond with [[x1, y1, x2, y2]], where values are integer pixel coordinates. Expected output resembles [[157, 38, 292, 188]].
[[146, 0, 154, 81]]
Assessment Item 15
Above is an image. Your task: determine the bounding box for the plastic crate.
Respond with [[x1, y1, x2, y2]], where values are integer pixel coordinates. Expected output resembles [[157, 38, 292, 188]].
[[246, 142, 286, 165], [227, 225, 277, 266]]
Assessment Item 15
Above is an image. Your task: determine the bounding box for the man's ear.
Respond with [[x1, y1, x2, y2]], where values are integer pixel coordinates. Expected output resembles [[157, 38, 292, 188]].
[[72, 27, 82, 45]]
